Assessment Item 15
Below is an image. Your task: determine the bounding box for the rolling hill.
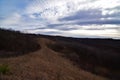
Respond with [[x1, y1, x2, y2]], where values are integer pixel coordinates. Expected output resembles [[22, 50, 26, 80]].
[[0, 29, 120, 80]]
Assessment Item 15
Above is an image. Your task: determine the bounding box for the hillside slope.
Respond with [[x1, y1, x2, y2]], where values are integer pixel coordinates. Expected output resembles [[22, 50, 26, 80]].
[[0, 38, 108, 80], [46, 36, 120, 79], [0, 29, 40, 57]]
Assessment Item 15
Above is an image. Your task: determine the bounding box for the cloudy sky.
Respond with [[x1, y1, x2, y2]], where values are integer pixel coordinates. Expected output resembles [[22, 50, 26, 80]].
[[0, 0, 120, 39]]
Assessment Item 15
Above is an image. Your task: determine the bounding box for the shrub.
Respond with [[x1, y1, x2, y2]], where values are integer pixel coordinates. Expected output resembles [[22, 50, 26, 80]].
[[0, 64, 10, 75]]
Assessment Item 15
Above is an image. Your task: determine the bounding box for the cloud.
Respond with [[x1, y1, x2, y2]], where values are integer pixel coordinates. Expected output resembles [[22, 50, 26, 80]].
[[1, 0, 120, 25], [25, 0, 120, 27], [59, 8, 120, 25], [0, 0, 120, 39], [59, 9, 102, 21], [1, 13, 21, 25], [25, 24, 120, 39], [25, 0, 98, 21]]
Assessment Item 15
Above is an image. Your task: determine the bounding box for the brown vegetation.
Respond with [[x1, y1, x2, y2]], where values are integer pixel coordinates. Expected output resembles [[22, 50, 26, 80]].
[[46, 36, 120, 80], [0, 29, 40, 57]]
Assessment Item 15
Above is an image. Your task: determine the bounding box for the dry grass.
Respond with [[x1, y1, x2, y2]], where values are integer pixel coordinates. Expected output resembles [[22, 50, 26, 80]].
[[47, 37, 120, 79]]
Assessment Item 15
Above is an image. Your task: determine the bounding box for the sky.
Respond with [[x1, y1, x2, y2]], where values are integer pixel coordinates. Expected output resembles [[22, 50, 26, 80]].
[[0, 0, 120, 39]]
